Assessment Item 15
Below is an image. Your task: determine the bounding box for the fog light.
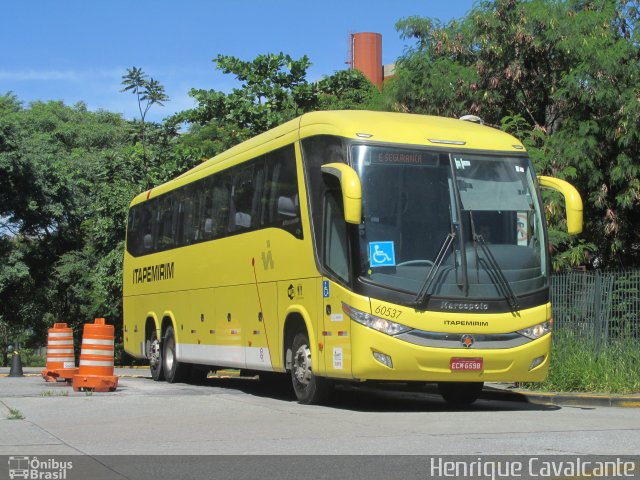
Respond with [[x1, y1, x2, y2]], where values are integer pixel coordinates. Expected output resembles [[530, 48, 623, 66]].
[[373, 351, 393, 368], [529, 355, 545, 371]]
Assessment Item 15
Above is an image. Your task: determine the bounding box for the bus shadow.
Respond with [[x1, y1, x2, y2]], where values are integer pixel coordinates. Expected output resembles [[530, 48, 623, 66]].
[[188, 375, 560, 413], [326, 384, 560, 413]]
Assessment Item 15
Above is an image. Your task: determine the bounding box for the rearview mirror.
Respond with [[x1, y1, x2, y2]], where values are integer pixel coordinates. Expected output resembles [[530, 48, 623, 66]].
[[321, 163, 362, 224], [537, 176, 583, 235]]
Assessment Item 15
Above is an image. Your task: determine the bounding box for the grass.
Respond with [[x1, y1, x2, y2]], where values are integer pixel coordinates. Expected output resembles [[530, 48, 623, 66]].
[[7, 408, 24, 420], [520, 330, 640, 394], [40, 390, 69, 397]]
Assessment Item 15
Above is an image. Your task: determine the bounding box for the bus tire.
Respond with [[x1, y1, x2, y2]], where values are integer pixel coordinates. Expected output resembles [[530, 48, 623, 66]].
[[437, 381, 484, 405], [290, 331, 333, 404], [148, 329, 164, 382], [162, 326, 190, 383]]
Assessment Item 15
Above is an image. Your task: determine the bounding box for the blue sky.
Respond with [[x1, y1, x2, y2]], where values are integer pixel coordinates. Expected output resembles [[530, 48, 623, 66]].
[[1, 1, 475, 122]]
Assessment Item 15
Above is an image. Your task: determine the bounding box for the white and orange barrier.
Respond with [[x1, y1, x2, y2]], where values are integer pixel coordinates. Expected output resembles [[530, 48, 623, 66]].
[[41, 323, 79, 383], [72, 318, 118, 392]]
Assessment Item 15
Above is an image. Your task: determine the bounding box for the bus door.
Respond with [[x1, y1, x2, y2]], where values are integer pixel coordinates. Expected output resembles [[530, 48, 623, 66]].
[[321, 188, 353, 378], [321, 278, 353, 378]]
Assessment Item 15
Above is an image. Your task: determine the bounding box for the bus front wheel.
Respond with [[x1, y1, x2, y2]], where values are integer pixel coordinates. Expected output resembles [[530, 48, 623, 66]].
[[162, 326, 190, 383], [437, 381, 484, 406], [290, 331, 333, 404]]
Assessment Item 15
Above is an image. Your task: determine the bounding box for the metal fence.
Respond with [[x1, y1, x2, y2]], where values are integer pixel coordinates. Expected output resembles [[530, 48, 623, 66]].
[[550, 269, 640, 350]]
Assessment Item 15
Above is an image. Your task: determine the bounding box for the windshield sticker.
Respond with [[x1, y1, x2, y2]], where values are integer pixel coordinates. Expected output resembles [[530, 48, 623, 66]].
[[369, 241, 396, 267], [515, 165, 525, 173], [454, 158, 471, 169], [517, 212, 529, 246]]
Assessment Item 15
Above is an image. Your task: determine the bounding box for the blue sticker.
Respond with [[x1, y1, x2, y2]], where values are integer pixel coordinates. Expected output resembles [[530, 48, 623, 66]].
[[322, 280, 330, 298], [369, 241, 396, 267]]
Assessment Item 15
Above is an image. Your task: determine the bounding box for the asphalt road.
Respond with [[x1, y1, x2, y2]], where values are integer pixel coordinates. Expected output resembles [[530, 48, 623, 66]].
[[2, 368, 639, 458]]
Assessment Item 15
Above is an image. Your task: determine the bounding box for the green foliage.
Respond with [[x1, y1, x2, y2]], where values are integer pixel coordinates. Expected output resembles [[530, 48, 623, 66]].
[[317, 69, 382, 110], [176, 53, 315, 151], [0, 89, 196, 356], [389, 0, 640, 268], [7, 408, 24, 420], [175, 53, 380, 157], [121, 67, 170, 178], [17, 347, 45, 367], [121, 66, 169, 123], [521, 330, 640, 394]]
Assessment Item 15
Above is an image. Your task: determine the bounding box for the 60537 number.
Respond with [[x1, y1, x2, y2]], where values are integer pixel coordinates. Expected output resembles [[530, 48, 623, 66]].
[[374, 305, 402, 319]]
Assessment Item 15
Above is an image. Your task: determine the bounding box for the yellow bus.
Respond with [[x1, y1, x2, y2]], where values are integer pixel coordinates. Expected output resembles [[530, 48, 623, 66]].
[[123, 111, 582, 404]]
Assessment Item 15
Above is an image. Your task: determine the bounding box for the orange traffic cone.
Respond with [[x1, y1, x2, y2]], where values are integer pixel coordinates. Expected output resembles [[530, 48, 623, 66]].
[[41, 323, 79, 383], [72, 318, 118, 392]]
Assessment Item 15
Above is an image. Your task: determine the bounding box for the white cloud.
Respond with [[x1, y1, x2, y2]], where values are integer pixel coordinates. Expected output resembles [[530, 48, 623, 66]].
[[0, 68, 123, 82]]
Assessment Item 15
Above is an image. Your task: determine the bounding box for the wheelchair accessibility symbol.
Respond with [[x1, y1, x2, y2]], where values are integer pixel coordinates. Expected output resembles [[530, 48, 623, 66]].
[[369, 241, 396, 267]]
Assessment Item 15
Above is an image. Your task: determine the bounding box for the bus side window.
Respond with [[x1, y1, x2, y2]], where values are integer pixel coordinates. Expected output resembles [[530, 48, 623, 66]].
[[230, 163, 257, 231], [157, 195, 176, 250], [200, 186, 214, 240], [211, 172, 231, 238], [142, 201, 155, 253], [324, 189, 350, 283], [264, 145, 300, 233], [128, 201, 154, 256], [181, 193, 195, 245], [126, 208, 138, 255]]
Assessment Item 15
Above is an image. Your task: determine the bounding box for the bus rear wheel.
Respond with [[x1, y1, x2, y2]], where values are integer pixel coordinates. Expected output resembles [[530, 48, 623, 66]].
[[437, 381, 484, 406], [148, 329, 164, 381], [290, 331, 333, 404], [162, 326, 190, 383]]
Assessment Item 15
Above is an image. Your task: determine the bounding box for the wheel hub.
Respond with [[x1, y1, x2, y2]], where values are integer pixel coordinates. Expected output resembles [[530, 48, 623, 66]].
[[148, 338, 161, 368], [293, 344, 312, 385], [165, 337, 175, 370]]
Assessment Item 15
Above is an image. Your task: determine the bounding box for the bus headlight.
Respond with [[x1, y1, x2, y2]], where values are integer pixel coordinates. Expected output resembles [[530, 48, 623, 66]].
[[342, 303, 411, 336], [517, 321, 552, 340]]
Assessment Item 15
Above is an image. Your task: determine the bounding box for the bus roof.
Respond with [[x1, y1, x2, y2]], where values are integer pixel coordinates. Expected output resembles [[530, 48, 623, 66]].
[[298, 110, 523, 152], [131, 110, 525, 205]]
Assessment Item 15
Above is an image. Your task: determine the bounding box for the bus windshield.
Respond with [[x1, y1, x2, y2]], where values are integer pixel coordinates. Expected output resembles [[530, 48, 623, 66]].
[[351, 144, 548, 303]]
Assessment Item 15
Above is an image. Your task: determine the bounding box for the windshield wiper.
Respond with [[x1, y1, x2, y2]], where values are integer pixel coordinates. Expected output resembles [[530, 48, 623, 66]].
[[410, 232, 456, 308], [473, 233, 520, 312]]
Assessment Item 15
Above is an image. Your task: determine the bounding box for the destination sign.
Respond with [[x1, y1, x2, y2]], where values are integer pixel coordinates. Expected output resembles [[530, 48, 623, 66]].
[[371, 149, 439, 166]]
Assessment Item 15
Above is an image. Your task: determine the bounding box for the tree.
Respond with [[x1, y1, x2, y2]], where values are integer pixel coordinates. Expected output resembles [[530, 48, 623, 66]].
[[317, 69, 382, 111], [175, 53, 316, 152], [0, 94, 199, 360], [0, 98, 132, 346], [121, 66, 169, 180], [174, 52, 382, 158], [388, 0, 640, 269]]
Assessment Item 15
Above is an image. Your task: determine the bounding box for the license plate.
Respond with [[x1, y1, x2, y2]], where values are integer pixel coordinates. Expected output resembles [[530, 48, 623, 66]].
[[450, 357, 484, 371]]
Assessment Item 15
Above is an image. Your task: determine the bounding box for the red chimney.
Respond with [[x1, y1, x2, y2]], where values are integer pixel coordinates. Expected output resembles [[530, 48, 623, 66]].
[[350, 32, 383, 89]]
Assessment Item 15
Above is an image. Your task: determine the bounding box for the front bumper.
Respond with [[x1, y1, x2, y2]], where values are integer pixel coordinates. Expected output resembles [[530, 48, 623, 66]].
[[351, 322, 551, 383]]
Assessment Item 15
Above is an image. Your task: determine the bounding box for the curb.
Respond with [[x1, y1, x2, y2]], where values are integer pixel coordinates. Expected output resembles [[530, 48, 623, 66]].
[[481, 386, 640, 408]]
